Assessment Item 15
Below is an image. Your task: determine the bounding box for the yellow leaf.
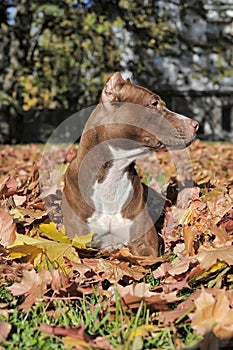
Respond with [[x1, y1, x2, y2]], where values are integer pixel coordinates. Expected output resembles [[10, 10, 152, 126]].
[[129, 324, 158, 340], [9, 208, 25, 221], [39, 222, 71, 244], [209, 261, 226, 273], [8, 244, 43, 261], [72, 232, 94, 248], [8, 233, 80, 272], [62, 336, 87, 349]]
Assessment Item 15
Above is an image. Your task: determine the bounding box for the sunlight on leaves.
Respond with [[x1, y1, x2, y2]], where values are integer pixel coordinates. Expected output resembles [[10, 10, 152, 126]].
[[72, 232, 95, 248], [39, 222, 70, 243], [189, 288, 233, 339], [197, 246, 233, 270], [7, 233, 80, 271]]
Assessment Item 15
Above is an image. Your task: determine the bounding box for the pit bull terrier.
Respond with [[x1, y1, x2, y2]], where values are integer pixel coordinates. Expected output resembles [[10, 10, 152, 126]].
[[62, 72, 198, 256]]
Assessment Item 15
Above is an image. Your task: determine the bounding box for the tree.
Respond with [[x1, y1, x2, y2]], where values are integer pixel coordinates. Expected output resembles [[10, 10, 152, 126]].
[[0, 0, 232, 143], [0, 0, 123, 142]]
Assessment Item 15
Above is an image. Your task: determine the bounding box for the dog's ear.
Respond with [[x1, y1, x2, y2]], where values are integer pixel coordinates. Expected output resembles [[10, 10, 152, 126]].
[[102, 72, 125, 103]]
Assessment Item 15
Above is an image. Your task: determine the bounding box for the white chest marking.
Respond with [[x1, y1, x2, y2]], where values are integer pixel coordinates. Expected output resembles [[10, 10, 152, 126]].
[[87, 144, 150, 248]]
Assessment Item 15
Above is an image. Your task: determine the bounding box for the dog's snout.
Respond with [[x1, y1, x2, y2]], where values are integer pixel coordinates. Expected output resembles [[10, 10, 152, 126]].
[[189, 119, 199, 132]]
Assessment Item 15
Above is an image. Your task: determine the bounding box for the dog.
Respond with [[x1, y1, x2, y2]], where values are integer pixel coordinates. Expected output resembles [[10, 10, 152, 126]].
[[62, 72, 198, 256]]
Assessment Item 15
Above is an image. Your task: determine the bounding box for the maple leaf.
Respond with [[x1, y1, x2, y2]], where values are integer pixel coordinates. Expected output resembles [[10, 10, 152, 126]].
[[196, 246, 233, 270], [189, 288, 233, 339], [8, 233, 80, 272], [0, 209, 16, 247], [72, 232, 95, 248], [8, 269, 52, 310], [39, 222, 70, 243]]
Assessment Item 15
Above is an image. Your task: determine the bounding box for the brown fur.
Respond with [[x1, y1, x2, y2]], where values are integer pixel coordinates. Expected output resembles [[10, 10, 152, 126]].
[[62, 72, 198, 256]]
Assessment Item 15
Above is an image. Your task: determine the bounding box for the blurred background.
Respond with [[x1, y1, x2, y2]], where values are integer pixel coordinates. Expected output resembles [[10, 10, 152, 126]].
[[0, 0, 232, 144]]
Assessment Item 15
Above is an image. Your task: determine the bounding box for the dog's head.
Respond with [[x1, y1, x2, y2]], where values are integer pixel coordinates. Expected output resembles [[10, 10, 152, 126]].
[[99, 72, 199, 150]]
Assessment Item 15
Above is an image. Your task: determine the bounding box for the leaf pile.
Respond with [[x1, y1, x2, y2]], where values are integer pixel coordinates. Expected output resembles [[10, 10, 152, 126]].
[[0, 141, 233, 349]]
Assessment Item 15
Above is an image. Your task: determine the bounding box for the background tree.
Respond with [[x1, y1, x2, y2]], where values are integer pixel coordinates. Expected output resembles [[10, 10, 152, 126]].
[[0, 0, 232, 143]]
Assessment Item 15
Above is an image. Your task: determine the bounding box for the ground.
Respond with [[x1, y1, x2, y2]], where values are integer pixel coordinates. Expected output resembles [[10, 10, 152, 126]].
[[0, 140, 233, 349]]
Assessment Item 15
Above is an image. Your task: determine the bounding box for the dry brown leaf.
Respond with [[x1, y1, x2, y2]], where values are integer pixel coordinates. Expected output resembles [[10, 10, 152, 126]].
[[176, 187, 200, 209], [189, 288, 233, 339], [112, 247, 163, 266], [183, 226, 196, 255], [205, 192, 232, 225], [0, 321, 11, 342], [81, 257, 147, 283], [117, 282, 179, 310], [39, 324, 113, 350], [211, 225, 231, 244], [13, 194, 27, 206], [153, 255, 196, 279], [0, 209, 16, 247], [160, 308, 189, 325], [8, 269, 52, 311], [197, 246, 233, 270], [97, 259, 147, 283], [0, 178, 18, 197]]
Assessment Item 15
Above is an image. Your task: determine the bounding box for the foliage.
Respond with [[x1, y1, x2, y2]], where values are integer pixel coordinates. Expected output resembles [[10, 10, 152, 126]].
[[0, 140, 233, 348], [1, 1, 232, 142]]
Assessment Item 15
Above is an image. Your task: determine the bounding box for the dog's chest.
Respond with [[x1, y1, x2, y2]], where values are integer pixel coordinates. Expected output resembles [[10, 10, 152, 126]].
[[87, 158, 134, 247]]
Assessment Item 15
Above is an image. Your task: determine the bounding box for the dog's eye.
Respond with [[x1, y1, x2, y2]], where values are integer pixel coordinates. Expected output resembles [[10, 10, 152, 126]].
[[151, 100, 159, 107]]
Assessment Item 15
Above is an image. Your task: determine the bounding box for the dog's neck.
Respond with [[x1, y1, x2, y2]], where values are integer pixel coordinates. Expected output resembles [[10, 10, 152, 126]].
[[90, 143, 150, 215]]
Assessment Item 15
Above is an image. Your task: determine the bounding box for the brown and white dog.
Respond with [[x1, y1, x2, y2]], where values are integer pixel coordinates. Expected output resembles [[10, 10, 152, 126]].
[[62, 72, 198, 256]]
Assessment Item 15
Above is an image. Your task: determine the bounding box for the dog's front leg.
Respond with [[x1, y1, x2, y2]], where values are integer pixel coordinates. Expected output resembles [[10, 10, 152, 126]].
[[128, 227, 158, 256]]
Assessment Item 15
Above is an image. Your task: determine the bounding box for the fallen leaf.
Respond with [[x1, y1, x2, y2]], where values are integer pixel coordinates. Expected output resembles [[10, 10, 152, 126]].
[[10, 207, 47, 226], [196, 246, 233, 270], [97, 259, 147, 282], [112, 247, 163, 266], [39, 222, 70, 243], [0, 178, 18, 197], [189, 288, 233, 339], [39, 324, 113, 350], [116, 282, 179, 310], [8, 269, 52, 310], [210, 225, 231, 244], [8, 233, 80, 271], [171, 207, 198, 226], [72, 232, 95, 248], [0, 209, 16, 247], [13, 194, 27, 206], [183, 226, 196, 255], [0, 321, 11, 342]]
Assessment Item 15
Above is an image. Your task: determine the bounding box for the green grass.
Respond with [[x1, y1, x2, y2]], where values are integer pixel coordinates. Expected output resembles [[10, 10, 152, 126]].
[[0, 285, 202, 349]]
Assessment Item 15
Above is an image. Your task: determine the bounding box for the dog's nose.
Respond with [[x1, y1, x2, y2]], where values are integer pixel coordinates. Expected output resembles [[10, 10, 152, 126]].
[[189, 119, 199, 132]]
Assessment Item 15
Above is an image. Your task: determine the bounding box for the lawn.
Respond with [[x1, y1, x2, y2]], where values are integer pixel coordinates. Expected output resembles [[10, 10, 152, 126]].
[[0, 140, 233, 349]]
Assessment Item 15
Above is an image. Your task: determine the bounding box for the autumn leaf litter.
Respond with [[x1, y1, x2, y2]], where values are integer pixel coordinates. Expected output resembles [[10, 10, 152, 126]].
[[0, 141, 233, 348]]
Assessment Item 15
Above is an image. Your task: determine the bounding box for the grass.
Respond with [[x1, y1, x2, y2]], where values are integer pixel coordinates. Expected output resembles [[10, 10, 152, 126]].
[[1, 141, 232, 348], [0, 284, 202, 349]]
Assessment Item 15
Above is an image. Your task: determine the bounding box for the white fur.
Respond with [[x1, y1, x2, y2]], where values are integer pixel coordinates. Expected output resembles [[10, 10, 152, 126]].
[[87, 144, 149, 247]]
